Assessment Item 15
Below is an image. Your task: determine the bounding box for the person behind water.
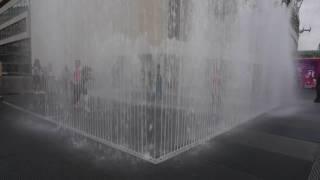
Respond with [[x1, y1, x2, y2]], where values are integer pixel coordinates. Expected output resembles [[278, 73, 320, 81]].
[[61, 65, 71, 97], [45, 63, 56, 93], [73, 59, 82, 106], [81, 65, 92, 112], [155, 64, 162, 102], [315, 74, 320, 103], [32, 59, 43, 93]]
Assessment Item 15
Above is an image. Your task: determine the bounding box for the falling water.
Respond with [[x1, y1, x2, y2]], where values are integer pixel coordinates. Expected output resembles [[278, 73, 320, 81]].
[[28, 0, 296, 163]]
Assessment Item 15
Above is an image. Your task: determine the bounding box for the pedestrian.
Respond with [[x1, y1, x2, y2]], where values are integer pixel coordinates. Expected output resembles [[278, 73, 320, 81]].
[[32, 59, 43, 93], [155, 64, 162, 102], [315, 75, 320, 103], [62, 65, 71, 90], [61, 65, 71, 98], [46, 63, 56, 93], [81, 65, 92, 112], [73, 59, 82, 106], [32, 59, 45, 114]]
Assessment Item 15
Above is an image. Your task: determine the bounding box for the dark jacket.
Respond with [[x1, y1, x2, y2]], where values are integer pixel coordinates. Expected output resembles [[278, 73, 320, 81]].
[[317, 77, 320, 90]]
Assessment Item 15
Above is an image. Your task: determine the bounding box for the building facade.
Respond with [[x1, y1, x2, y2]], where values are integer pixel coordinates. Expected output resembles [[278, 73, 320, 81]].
[[0, 0, 31, 93], [0, 0, 31, 75]]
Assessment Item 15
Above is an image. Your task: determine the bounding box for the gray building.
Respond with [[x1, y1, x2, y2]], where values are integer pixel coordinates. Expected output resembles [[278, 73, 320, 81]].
[[0, 0, 31, 93]]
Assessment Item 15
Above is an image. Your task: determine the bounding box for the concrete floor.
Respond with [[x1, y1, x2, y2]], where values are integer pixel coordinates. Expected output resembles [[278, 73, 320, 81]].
[[0, 96, 319, 179]]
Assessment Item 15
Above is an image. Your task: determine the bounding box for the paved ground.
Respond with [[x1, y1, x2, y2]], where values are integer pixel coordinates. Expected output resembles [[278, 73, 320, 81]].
[[0, 94, 319, 179]]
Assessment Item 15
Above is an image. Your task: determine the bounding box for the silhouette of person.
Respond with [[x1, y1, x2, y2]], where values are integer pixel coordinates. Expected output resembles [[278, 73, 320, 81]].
[[155, 64, 162, 102], [73, 59, 82, 105], [32, 59, 43, 93], [315, 75, 320, 103]]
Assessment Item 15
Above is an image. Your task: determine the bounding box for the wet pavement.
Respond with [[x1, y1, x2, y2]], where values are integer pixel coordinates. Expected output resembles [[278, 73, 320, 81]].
[[0, 96, 319, 179]]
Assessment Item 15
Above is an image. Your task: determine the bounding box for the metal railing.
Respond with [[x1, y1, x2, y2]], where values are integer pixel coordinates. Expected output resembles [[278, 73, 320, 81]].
[[6, 54, 267, 163]]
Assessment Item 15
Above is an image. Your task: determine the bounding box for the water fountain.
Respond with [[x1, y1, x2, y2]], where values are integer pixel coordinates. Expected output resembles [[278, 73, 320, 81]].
[[27, 0, 296, 163]]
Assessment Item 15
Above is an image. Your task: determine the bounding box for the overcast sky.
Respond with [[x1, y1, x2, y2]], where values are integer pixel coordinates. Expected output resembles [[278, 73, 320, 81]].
[[298, 0, 320, 50]]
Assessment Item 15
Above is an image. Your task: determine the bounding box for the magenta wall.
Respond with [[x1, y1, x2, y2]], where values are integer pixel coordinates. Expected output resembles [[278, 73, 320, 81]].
[[298, 58, 320, 88]]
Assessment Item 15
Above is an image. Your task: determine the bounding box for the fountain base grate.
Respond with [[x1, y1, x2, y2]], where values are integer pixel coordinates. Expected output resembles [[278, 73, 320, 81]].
[[309, 158, 320, 180]]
